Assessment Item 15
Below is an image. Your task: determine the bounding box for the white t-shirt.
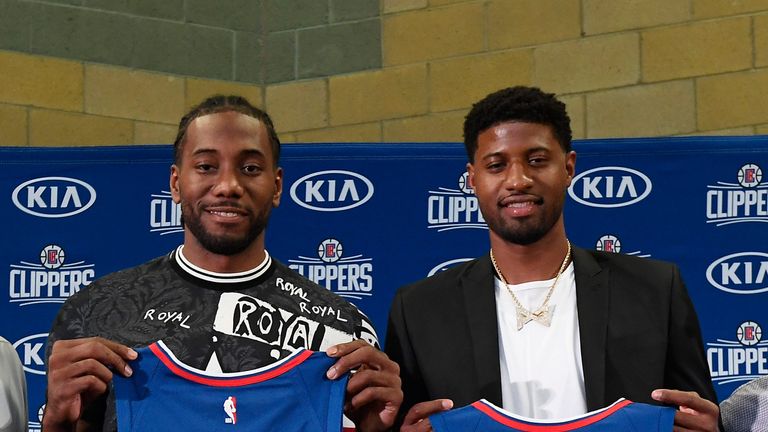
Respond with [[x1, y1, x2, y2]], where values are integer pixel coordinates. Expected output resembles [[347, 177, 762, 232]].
[[495, 263, 587, 419]]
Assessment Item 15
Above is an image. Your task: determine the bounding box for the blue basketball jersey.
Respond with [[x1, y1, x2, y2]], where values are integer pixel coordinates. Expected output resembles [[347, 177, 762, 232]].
[[114, 341, 348, 431], [429, 399, 675, 431]]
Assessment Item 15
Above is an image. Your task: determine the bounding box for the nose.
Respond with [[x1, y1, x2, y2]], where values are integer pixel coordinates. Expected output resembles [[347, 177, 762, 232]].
[[504, 162, 533, 191], [212, 166, 244, 197]]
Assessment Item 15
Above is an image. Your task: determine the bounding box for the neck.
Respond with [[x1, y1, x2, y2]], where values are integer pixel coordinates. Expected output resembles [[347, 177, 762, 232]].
[[181, 234, 267, 273], [489, 225, 570, 285]]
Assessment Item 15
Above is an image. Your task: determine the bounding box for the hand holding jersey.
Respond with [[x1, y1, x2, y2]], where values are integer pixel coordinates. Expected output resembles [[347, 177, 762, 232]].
[[651, 389, 720, 432], [385, 87, 719, 432], [399, 399, 453, 432], [44, 337, 137, 431], [327, 340, 403, 432], [43, 96, 402, 432], [399, 391, 719, 432]]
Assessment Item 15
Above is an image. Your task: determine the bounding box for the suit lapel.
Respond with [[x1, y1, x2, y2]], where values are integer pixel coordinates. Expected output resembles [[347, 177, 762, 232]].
[[461, 254, 503, 405], [573, 247, 610, 410]]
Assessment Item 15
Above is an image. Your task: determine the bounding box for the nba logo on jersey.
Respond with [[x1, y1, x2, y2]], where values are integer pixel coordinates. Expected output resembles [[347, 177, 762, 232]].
[[223, 396, 237, 425]]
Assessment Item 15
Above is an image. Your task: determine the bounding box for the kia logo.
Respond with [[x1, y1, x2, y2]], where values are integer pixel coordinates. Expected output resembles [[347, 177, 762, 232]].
[[289, 170, 374, 212], [568, 166, 652, 208], [12, 177, 97, 218], [706, 252, 768, 295]]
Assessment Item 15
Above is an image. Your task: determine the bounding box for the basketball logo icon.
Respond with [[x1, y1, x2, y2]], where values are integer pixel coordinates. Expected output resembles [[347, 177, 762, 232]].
[[40, 244, 65, 269], [318, 239, 343, 263]]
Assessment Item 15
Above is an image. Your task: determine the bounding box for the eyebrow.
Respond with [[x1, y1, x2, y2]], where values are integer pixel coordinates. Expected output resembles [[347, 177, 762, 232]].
[[480, 145, 553, 159], [190, 148, 267, 159], [480, 151, 505, 161], [191, 148, 217, 157]]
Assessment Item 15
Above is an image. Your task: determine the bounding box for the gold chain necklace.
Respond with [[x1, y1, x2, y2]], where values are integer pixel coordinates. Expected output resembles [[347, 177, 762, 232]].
[[490, 240, 572, 330]]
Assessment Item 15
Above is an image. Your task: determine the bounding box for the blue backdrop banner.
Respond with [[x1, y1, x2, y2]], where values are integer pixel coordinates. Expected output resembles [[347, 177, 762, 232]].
[[2, 136, 767, 431]]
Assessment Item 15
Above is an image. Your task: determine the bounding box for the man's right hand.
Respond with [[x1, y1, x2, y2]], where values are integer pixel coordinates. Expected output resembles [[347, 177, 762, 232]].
[[43, 337, 137, 431], [400, 399, 453, 432]]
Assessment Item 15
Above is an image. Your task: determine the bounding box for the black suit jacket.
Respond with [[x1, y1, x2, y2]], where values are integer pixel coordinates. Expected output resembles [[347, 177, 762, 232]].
[[385, 247, 716, 421]]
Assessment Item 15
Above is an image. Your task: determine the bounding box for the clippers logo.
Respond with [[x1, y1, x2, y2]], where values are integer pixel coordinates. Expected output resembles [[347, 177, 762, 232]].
[[41, 244, 66, 269], [594, 235, 651, 258], [223, 396, 237, 424], [427, 172, 486, 232], [12, 333, 48, 375], [737, 321, 763, 346], [707, 321, 768, 385], [738, 163, 763, 187], [596, 235, 621, 253], [706, 252, 768, 294], [12, 176, 97, 218], [149, 190, 182, 235], [9, 245, 95, 306], [706, 163, 768, 226], [289, 170, 374, 212], [318, 238, 343, 263], [568, 166, 652, 208], [289, 239, 373, 300], [427, 258, 474, 277]]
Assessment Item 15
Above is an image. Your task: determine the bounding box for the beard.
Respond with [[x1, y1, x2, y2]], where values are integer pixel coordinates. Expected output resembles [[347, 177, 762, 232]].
[[181, 201, 270, 256], [483, 196, 565, 246]]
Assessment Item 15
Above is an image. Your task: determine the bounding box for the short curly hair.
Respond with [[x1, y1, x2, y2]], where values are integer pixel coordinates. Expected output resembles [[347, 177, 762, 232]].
[[173, 95, 281, 166], [463, 86, 572, 163]]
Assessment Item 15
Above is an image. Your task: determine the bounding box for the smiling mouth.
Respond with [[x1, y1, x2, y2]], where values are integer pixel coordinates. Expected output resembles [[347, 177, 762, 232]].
[[208, 210, 242, 218], [500, 195, 542, 208], [503, 201, 535, 208], [204, 203, 248, 219]]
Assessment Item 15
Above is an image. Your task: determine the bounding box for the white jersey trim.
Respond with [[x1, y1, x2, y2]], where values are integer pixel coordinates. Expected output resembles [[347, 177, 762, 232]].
[[477, 398, 628, 424], [154, 339, 303, 378], [173, 245, 272, 284]]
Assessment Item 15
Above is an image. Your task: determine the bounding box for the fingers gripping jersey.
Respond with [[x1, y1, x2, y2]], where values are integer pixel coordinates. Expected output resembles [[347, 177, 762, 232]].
[[114, 341, 348, 432], [46, 248, 376, 430], [429, 399, 675, 432]]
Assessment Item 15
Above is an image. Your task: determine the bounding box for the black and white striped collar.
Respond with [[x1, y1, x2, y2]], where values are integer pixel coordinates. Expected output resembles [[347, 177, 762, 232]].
[[171, 245, 273, 284]]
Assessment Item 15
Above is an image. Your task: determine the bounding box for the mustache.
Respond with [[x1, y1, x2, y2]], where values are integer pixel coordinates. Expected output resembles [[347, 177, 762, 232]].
[[201, 201, 250, 214], [205, 200, 245, 209], [499, 194, 544, 205]]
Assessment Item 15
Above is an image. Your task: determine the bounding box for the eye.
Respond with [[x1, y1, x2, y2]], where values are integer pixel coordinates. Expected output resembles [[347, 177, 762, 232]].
[[486, 161, 505, 172], [195, 163, 214, 172], [529, 156, 547, 166], [242, 164, 263, 175]]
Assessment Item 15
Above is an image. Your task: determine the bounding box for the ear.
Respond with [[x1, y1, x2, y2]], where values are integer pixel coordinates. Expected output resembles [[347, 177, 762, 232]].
[[565, 151, 576, 187], [170, 164, 181, 204], [466, 162, 476, 189], [272, 167, 283, 208]]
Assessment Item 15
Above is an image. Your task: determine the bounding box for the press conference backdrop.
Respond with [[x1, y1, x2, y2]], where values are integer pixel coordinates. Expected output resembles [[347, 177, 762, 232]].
[[2, 137, 767, 430]]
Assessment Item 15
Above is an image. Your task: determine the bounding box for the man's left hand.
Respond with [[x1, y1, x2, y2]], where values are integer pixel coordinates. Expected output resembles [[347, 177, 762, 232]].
[[652, 389, 720, 432], [326, 340, 403, 432]]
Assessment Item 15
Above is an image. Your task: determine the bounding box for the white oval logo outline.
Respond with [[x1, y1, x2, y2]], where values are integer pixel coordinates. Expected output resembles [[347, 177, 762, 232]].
[[12, 176, 97, 218], [706, 251, 768, 295], [568, 166, 652, 208], [12, 333, 49, 375], [428, 258, 474, 277], [289, 170, 374, 212]]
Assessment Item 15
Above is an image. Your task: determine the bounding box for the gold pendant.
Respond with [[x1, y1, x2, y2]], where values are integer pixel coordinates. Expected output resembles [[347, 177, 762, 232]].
[[515, 305, 555, 330]]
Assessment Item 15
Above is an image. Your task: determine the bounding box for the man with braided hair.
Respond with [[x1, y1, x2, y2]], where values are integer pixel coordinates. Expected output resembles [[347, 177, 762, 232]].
[[44, 95, 402, 432]]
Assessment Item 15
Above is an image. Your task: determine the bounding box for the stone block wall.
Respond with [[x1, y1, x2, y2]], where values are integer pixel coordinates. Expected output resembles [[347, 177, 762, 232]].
[[1, 0, 767, 146]]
